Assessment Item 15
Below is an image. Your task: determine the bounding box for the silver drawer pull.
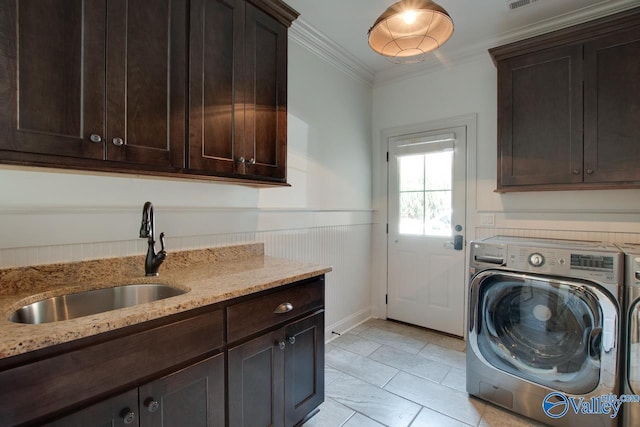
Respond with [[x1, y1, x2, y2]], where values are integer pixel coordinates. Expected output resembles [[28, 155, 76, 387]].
[[274, 302, 293, 314]]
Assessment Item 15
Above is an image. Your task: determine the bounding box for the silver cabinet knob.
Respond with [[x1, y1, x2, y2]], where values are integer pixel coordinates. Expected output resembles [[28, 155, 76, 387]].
[[89, 134, 102, 143], [277, 340, 286, 350], [248, 158, 256, 165], [112, 137, 124, 146], [572, 169, 580, 175], [121, 409, 135, 425], [288, 336, 296, 345], [586, 169, 594, 175], [236, 157, 245, 165], [145, 398, 160, 413]]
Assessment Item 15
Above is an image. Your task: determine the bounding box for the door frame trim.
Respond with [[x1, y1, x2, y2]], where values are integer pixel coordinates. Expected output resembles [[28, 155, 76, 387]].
[[372, 114, 478, 340]]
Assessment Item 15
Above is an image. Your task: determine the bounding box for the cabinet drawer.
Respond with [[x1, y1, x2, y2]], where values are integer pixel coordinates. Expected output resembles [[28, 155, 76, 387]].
[[0, 308, 224, 426], [227, 277, 324, 343]]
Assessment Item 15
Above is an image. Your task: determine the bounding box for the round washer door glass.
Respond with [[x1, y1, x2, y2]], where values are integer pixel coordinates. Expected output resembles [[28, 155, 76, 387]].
[[476, 274, 603, 394], [629, 299, 640, 394]]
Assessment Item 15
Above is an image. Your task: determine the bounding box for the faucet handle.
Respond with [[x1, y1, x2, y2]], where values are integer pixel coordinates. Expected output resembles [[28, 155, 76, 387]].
[[159, 232, 167, 254]]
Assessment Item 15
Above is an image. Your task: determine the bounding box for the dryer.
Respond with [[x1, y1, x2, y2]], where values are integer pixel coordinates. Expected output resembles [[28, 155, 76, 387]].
[[467, 236, 624, 427], [615, 242, 640, 427]]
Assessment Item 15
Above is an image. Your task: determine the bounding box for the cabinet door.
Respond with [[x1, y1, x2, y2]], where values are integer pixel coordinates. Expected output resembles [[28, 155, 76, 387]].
[[0, 0, 105, 161], [189, 0, 245, 176], [584, 25, 640, 183], [139, 354, 225, 427], [284, 311, 325, 427], [228, 329, 285, 427], [497, 45, 583, 188], [105, 0, 186, 169], [43, 389, 139, 427], [244, 3, 288, 182]]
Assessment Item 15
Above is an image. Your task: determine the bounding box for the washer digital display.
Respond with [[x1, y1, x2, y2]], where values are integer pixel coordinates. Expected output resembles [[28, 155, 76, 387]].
[[570, 254, 614, 271]]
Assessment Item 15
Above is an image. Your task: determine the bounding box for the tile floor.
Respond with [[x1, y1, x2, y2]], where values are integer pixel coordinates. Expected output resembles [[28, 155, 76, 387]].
[[305, 318, 548, 427]]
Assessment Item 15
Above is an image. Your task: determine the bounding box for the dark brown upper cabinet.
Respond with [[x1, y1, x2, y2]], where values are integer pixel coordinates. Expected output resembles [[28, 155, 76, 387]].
[[496, 45, 583, 188], [189, 0, 244, 178], [583, 26, 640, 184], [188, 0, 292, 183], [0, 0, 297, 185], [0, 0, 187, 172], [491, 8, 640, 192]]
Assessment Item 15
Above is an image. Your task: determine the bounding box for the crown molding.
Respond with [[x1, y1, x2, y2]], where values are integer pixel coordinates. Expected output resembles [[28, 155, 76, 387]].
[[493, 0, 639, 45], [288, 0, 638, 88], [289, 18, 375, 87]]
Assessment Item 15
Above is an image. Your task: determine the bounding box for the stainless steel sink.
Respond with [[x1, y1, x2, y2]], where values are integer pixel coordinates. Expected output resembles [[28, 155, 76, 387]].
[[9, 284, 186, 324]]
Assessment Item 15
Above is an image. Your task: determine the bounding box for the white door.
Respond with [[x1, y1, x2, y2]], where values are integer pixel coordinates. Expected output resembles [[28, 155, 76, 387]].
[[387, 126, 466, 336]]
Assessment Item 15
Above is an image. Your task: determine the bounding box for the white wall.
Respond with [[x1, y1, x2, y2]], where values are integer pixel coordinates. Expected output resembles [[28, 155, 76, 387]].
[[0, 39, 374, 335], [371, 53, 640, 316]]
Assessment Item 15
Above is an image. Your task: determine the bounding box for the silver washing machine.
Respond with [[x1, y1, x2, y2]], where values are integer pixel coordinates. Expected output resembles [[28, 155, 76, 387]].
[[467, 236, 623, 427], [616, 243, 640, 427]]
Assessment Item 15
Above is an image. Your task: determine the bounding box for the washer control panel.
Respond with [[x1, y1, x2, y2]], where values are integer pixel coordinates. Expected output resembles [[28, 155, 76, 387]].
[[471, 237, 623, 285]]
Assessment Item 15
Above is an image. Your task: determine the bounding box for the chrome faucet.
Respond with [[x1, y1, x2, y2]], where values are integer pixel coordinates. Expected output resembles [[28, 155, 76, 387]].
[[139, 201, 167, 276]]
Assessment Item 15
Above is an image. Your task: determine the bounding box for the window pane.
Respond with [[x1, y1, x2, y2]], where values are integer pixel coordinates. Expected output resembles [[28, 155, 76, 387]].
[[424, 191, 451, 236], [400, 192, 424, 235], [425, 151, 452, 190], [399, 155, 424, 191]]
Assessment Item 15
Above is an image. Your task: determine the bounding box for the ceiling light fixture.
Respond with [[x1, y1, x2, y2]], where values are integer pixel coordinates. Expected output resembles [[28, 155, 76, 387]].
[[368, 0, 454, 64]]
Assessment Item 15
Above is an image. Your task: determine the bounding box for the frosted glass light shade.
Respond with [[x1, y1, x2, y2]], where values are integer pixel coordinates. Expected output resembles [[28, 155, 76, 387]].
[[368, 0, 454, 63]]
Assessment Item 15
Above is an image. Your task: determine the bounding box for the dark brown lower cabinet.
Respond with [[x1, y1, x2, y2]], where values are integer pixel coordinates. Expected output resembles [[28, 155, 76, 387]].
[[284, 312, 325, 427], [44, 354, 225, 427], [139, 354, 225, 427], [228, 311, 324, 427], [43, 389, 139, 427], [0, 275, 325, 427]]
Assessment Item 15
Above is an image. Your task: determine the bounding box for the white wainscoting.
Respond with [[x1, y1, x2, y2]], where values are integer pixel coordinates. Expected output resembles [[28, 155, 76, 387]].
[[0, 209, 373, 342]]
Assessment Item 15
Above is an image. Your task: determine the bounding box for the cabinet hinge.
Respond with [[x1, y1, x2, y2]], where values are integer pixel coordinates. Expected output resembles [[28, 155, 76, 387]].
[[386, 152, 389, 162], [386, 224, 388, 234], [385, 294, 388, 304]]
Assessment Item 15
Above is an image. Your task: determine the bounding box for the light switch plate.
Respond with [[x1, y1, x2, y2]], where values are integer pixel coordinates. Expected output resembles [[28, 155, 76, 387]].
[[479, 214, 495, 226]]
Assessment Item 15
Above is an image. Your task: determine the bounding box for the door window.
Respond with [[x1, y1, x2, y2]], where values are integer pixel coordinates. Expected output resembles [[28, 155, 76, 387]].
[[398, 150, 452, 236], [476, 274, 603, 394]]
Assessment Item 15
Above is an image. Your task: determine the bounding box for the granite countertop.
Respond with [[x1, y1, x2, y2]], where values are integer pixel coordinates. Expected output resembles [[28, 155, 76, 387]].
[[0, 243, 331, 359]]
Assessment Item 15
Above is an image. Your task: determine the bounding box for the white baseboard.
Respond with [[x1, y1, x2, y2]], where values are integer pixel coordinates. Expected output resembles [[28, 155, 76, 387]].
[[325, 306, 372, 343]]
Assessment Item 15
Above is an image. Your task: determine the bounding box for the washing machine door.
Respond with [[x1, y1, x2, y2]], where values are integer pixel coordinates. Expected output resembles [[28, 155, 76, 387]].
[[470, 271, 618, 395], [628, 293, 640, 395]]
